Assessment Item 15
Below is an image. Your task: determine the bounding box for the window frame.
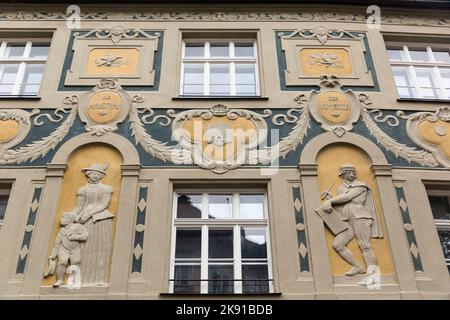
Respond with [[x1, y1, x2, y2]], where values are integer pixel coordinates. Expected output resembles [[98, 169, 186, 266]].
[[0, 40, 50, 97], [169, 188, 273, 294], [386, 43, 450, 100], [0, 183, 12, 229], [180, 40, 260, 97], [426, 188, 450, 272]]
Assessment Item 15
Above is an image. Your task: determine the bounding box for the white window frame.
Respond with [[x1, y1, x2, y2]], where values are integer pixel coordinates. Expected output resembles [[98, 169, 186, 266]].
[[387, 44, 450, 100], [169, 189, 273, 294], [180, 40, 260, 97], [427, 188, 450, 272], [0, 40, 49, 96]]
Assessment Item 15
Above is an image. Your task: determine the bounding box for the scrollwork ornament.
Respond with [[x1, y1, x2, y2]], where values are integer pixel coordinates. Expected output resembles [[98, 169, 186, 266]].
[[280, 26, 364, 44], [359, 94, 439, 167], [396, 107, 450, 167], [368, 110, 400, 127], [33, 108, 71, 126], [75, 26, 160, 45], [129, 96, 189, 164], [0, 109, 37, 153], [0, 98, 78, 164], [1, 11, 449, 27]]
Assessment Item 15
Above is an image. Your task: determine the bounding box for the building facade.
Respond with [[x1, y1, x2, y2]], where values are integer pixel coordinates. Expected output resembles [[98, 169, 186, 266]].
[[0, 1, 449, 299]]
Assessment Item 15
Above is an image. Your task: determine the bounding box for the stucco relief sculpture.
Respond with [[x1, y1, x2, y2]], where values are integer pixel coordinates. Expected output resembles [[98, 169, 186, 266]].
[[44, 212, 88, 288], [397, 107, 450, 168], [46, 163, 114, 288], [316, 164, 383, 283]]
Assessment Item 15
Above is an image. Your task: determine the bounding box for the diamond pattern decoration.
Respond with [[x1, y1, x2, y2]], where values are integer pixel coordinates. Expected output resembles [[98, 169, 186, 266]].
[[294, 198, 302, 212], [133, 244, 143, 260], [19, 245, 29, 260], [30, 199, 40, 213], [135, 224, 145, 232], [138, 198, 147, 212], [296, 223, 305, 231], [403, 223, 414, 231], [298, 243, 308, 258], [410, 243, 419, 259], [399, 198, 408, 212]]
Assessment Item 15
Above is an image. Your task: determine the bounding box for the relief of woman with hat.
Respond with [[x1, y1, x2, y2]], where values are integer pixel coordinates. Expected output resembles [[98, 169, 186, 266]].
[[69, 162, 115, 286]]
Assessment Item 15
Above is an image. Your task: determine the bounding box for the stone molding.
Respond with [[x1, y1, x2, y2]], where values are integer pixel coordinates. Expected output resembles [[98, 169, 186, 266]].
[[0, 11, 448, 27]]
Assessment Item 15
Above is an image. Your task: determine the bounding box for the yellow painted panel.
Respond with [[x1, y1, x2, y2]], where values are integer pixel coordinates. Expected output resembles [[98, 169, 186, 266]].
[[87, 91, 122, 124], [316, 91, 351, 124], [316, 143, 393, 275], [300, 48, 353, 76], [418, 119, 450, 158], [86, 48, 140, 76], [42, 143, 123, 286], [0, 119, 19, 143], [183, 117, 257, 161]]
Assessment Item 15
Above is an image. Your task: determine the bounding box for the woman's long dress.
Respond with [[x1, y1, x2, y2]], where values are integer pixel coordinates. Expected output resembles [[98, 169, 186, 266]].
[[76, 182, 114, 286]]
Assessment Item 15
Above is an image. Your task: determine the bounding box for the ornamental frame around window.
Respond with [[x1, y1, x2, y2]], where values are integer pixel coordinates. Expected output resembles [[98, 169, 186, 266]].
[[180, 40, 260, 96], [169, 189, 274, 294], [427, 188, 450, 272], [387, 43, 450, 100], [0, 40, 49, 96]]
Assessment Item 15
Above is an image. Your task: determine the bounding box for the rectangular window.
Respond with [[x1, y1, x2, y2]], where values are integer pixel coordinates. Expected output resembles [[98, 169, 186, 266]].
[[181, 41, 259, 96], [387, 45, 450, 100], [170, 190, 273, 294], [0, 41, 49, 96], [0, 183, 12, 228], [426, 186, 450, 273]]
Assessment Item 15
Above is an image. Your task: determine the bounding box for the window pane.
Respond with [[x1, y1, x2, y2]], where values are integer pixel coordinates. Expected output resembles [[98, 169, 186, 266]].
[[209, 229, 233, 258], [208, 265, 234, 293], [175, 229, 201, 258], [235, 43, 254, 57], [20, 84, 40, 95], [415, 68, 439, 98], [387, 49, 403, 62], [210, 64, 230, 95], [433, 51, 450, 63], [183, 64, 204, 94], [174, 265, 201, 293], [208, 194, 233, 219], [0, 85, 14, 95], [0, 64, 19, 84], [23, 64, 43, 84], [235, 64, 255, 84], [184, 64, 204, 84], [397, 87, 415, 98], [241, 228, 267, 258], [429, 195, 450, 220], [210, 43, 229, 57], [0, 196, 9, 221], [440, 69, 450, 88], [185, 43, 204, 58], [409, 49, 430, 62], [242, 265, 269, 294], [210, 64, 229, 84], [30, 45, 49, 58], [5, 44, 25, 58], [392, 67, 414, 98], [239, 194, 264, 219], [0, 185, 11, 223], [415, 68, 437, 87], [392, 67, 412, 87], [437, 230, 450, 266], [177, 194, 202, 218]]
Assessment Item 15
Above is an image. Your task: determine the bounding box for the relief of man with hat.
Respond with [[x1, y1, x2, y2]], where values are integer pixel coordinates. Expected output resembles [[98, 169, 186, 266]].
[[317, 164, 383, 278]]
